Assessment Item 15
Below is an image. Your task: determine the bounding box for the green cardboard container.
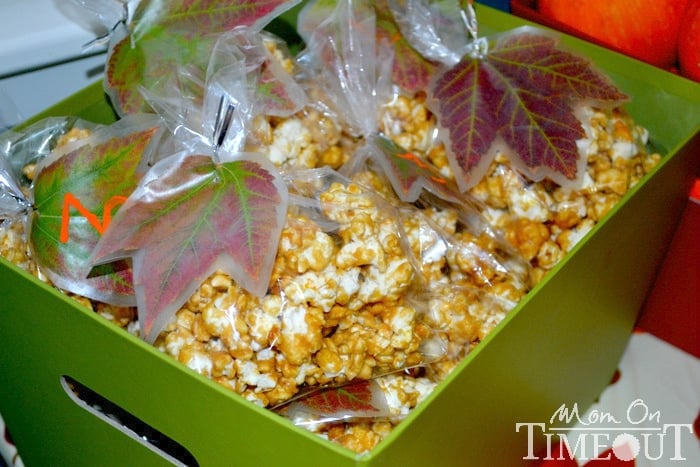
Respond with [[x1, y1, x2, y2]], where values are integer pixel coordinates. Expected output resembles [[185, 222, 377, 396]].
[[1, 6, 698, 466]]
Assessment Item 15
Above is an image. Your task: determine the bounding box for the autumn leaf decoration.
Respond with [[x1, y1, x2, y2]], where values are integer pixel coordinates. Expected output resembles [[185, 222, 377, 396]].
[[88, 2, 297, 343], [105, 0, 302, 115], [368, 134, 461, 204], [375, 9, 438, 95], [30, 116, 162, 305], [91, 151, 288, 343], [281, 379, 391, 423], [386, 2, 628, 191], [93, 69, 290, 345]]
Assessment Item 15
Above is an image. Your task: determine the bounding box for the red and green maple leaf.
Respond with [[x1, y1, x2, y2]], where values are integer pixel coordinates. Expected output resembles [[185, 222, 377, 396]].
[[375, 12, 439, 94], [90, 152, 288, 343], [427, 27, 628, 191], [219, 29, 307, 117], [30, 124, 160, 305], [256, 54, 307, 116], [106, 0, 301, 115], [370, 134, 461, 203], [285, 379, 391, 421]]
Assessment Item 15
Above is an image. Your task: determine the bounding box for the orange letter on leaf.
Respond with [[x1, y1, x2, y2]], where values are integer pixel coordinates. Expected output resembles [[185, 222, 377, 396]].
[[60, 193, 127, 243]]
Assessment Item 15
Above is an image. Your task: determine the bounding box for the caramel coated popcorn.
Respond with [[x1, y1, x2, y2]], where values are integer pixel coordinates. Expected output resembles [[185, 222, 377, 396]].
[[154, 99, 658, 452], [0, 87, 661, 455], [0, 221, 34, 274], [470, 107, 660, 283], [155, 181, 429, 409]]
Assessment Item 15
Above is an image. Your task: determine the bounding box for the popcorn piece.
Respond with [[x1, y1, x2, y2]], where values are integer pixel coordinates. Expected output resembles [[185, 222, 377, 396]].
[[0, 220, 35, 274], [379, 94, 434, 153], [257, 109, 349, 170], [277, 304, 323, 365], [465, 106, 661, 286], [57, 127, 91, 147], [236, 360, 278, 391], [357, 258, 413, 303], [180, 347, 213, 377], [552, 193, 587, 229], [326, 421, 391, 454], [504, 217, 550, 261], [536, 239, 564, 271], [94, 303, 137, 329], [265, 118, 317, 168]]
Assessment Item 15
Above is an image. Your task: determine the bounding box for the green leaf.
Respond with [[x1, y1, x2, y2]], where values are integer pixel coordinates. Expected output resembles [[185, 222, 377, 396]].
[[106, 27, 211, 116], [106, 0, 301, 115], [91, 152, 288, 343], [130, 0, 296, 39], [427, 27, 628, 191], [30, 123, 160, 304]]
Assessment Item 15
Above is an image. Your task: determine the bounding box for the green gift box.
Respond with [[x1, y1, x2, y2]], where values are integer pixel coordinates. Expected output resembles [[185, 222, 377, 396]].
[[1, 6, 698, 466]]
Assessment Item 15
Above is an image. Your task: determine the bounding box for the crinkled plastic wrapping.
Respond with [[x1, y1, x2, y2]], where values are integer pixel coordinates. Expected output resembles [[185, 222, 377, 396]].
[[286, 165, 528, 289], [296, 0, 392, 137], [1, 10, 307, 345], [268, 168, 437, 425], [260, 0, 535, 427], [140, 26, 307, 163], [68, 0, 131, 34], [0, 147, 31, 220], [92, 148, 289, 343], [89, 24, 310, 342], [0, 86, 23, 133], [263, 159, 530, 426], [1, 119, 92, 281], [387, 0, 473, 66], [277, 379, 393, 429], [0, 117, 89, 219], [294, 0, 529, 286], [2, 0, 534, 431], [95, 0, 303, 116]]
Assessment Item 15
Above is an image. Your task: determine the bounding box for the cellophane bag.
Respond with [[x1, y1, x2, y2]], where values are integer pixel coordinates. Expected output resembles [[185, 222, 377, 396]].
[[243, 0, 533, 431]]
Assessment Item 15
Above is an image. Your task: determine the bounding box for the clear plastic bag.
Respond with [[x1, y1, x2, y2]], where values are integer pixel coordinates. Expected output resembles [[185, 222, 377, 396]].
[[260, 0, 533, 429], [1, 117, 88, 219], [387, 0, 473, 66], [86, 0, 303, 116], [262, 162, 530, 427], [0, 85, 23, 133], [296, 0, 391, 137], [139, 26, 307, 163], [88, 23, 317, 342]]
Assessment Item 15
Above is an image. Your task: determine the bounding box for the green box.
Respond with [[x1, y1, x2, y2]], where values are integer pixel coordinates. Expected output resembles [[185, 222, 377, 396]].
[[1, 6, 699, 466]]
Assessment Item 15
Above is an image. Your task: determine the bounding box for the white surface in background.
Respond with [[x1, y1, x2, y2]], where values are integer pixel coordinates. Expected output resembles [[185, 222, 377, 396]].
[[0, 54, 105, 129], [571, 333, 700, 466], [0, 0, 107, 76], [0, 0, 109, 129]]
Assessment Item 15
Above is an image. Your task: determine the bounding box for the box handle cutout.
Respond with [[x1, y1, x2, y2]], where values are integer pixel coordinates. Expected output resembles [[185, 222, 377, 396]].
[[60, 375, 199, 466]]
